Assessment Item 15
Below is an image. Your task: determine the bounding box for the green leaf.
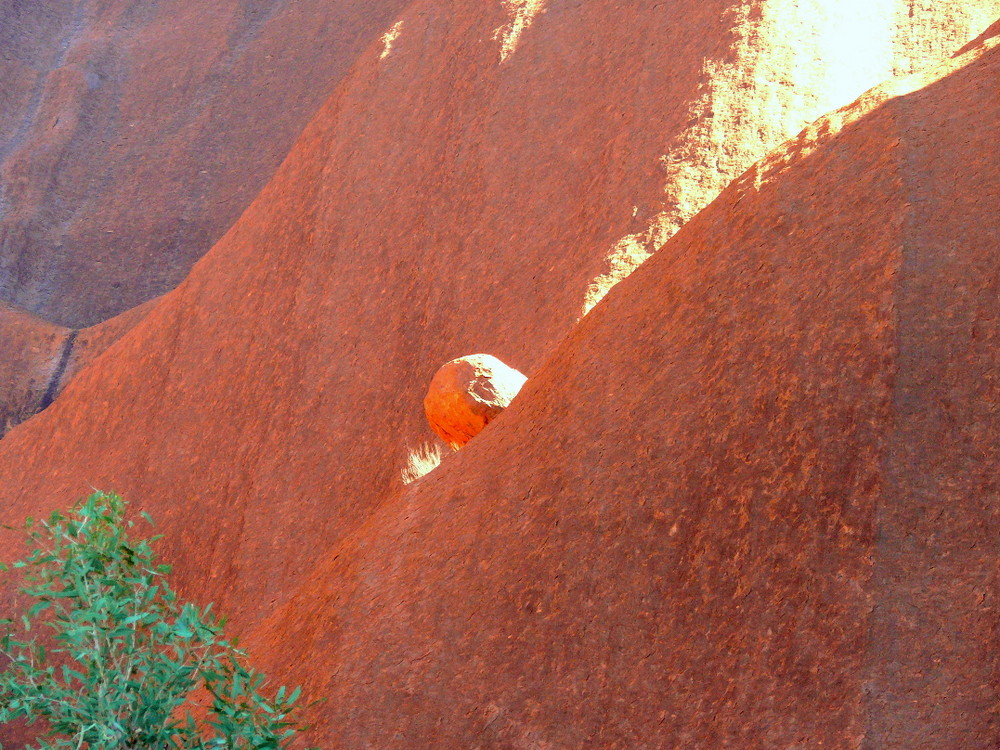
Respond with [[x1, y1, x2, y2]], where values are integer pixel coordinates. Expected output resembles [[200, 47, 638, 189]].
[[0, 491, 309, 750]]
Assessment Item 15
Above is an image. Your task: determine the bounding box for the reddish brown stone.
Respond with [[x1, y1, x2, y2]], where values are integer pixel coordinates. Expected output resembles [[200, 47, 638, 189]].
[[0, 0, 943, 640], [61, 297, 160, 387], [424, 354, 527, 448], [0, 4, 996, 749], [0, 303, 68, 437], [0, 0, 411, 327], [245, 40, 1000, 748], [0, 298, 155, 437]]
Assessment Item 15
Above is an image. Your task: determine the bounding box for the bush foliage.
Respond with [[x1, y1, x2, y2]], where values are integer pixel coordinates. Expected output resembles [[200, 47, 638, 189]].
[[0, 492, 306, 750]]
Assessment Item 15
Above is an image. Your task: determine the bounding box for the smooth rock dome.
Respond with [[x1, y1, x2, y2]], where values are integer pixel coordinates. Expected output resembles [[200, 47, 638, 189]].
[[424, 354, 527, 449]]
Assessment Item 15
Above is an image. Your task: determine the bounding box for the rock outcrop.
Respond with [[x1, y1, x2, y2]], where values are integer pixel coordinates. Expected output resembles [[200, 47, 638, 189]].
[[0, 4, 997, 747], [0, 0, 411, 327], [424, 354, 526, 448], [0, 0, 995, 650], [249, 36, 1000, 748], [0, 303, 69, 437], [0, 298, 156, 437]]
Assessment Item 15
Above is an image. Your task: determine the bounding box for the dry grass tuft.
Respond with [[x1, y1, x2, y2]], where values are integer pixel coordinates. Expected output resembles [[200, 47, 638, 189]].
[[401, 442, 445, 485]]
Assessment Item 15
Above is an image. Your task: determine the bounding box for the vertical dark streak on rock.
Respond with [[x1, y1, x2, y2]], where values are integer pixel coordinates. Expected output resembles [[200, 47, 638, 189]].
[[39, 329, 78, 411]]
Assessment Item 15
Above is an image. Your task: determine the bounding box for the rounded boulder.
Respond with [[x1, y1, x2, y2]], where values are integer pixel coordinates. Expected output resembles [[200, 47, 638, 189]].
[[424, 354, 527, 449]]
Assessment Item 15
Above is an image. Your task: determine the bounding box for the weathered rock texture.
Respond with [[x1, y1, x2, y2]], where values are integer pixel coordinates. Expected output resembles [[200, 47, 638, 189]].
[[0, 3, 996, 748], [424, 354, 527, 448], [0, 303, 68, 437], [0, 0, 995, 650], [59, 297, 159, 385], [249, 38, 1000, 747], [0, 0, 411, 327], [0, 0, 970, 634], [0, 298, 155, 436]]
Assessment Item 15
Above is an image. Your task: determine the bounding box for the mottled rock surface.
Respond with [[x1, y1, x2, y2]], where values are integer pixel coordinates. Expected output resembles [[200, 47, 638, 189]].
[[424, 354, 526, 448], [0, 303, 68, 437], [0, 0, 410, 327], [0, 298, 155, 437], [0, 3, 996, 748], [249, 39, 1000, 748], [0, 0, 994, 658]]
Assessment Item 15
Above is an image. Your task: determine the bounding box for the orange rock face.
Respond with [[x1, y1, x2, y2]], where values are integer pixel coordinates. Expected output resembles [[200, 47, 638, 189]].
[[248, 38, 1000, 747], [0, 3, 997, 748], [424, 355, 527, 448], [0, 298, 155, 437]]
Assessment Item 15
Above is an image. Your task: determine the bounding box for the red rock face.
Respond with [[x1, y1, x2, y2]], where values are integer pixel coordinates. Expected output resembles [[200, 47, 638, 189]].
[[0, 298, 156, 437], [0, 303, 68, 437], [0, 0, 411, 327], [0, 3, 996, 748], [60, 298, 160, 386], [0, 0, 852, 637], [247, 40, 1000, 747]]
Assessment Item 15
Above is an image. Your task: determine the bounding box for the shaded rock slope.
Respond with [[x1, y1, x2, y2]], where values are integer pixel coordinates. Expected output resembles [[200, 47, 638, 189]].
[[0, 298, 155, 436], [252, 37, 1000, 748], [0, 2, 996, 747], [0, 0, 411, 327], [0, 302, 68, 437]]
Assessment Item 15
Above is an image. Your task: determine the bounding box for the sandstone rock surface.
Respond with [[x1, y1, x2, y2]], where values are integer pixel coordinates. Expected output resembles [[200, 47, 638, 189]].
[[0, 303, 69, 437], [424, 355, 526, 448], [0, 298, 156, 437], [247, 37, 1000, 747], [0, 0, 995, 654], [0, 4, 997, 748], [0, 0, 410, 327]]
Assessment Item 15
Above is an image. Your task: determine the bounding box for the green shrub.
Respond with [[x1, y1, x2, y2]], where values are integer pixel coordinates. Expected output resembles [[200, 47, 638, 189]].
[[0, 491, 307, 750]]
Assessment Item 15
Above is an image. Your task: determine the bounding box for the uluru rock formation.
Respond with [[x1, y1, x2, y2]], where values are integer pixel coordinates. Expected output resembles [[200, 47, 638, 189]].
[[249, 38, 1000, 747], [0, 297, 154, 435], [0, 1, 998, 748], [1, 1, 995, 628], [0, 0, 411, 327], [424, 354, 527, 448], [0, 302, 68, 437]]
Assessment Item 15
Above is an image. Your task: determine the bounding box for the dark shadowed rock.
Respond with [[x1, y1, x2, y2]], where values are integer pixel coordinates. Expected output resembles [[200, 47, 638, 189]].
[[0, 302, 68, 437], [0, 0, 411, 327]]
